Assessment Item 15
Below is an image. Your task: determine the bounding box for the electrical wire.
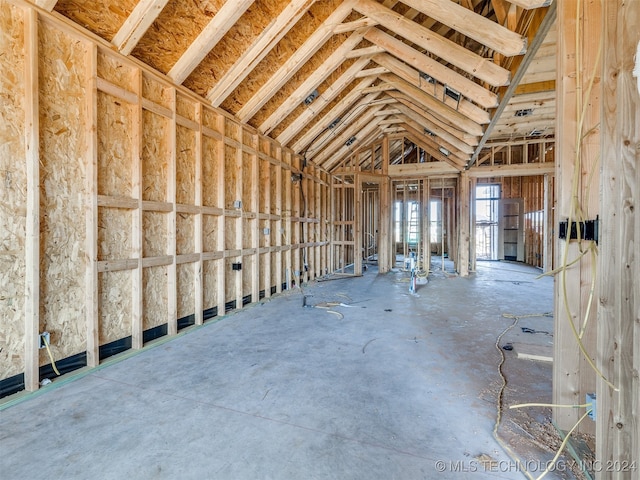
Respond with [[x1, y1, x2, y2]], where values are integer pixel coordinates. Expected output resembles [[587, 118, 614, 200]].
[[42, 335, 61, 376]]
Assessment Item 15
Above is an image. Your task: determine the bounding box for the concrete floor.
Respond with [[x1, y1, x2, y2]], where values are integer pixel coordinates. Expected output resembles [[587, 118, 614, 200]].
[[1, 260, 581, 480]]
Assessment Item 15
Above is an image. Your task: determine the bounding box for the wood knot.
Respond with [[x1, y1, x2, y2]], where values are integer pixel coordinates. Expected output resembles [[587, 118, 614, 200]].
[[616, 422, 624, 429]]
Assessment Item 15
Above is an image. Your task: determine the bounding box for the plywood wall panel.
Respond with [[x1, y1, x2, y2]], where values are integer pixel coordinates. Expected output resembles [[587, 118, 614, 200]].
[[202, 135, 221, 207], [97, 91, 133, 197], [0, 0, 26, 379], [98, 270, 132, 344], [142, 110, 170, 202], [176, 262, 195, 319], [176, 213, 194, 255], [98, 208, 132, 260], [142, 74, 172, 110], [202, 214, 218, 252], [97, 50, 137, 91], [38, 20, 88, 365], [176, 125, 196, 205], [143, 265, 168, 331], [143, 211, 167, 257], [202, 259, 218, 312]]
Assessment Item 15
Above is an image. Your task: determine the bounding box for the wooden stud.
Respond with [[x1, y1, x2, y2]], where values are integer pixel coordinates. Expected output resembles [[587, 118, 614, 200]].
[[194, 102, 203, 325], [112, 0, 170, 56], [85, 43, 99, 367], [132, 69, 144, 350], [215, 114, 226, 317], [167, 88, 177, 336], [597, 0, 639, 472], [24, 7, 40, 392]]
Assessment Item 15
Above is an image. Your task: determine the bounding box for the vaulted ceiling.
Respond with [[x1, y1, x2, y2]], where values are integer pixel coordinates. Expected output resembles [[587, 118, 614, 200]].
[[36, 0, 557, 172]]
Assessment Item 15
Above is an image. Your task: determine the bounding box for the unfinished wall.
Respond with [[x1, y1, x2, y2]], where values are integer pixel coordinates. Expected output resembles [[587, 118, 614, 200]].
[[0, 1, 330, 395], [0, 0, 26, 380]]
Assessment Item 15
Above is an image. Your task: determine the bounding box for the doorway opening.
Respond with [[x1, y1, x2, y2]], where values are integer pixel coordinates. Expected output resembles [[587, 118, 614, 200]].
[[475, 184, 500, 260]]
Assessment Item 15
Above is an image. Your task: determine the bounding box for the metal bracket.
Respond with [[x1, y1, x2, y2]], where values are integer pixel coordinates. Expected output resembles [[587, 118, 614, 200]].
[[558, 216, 599, 244]]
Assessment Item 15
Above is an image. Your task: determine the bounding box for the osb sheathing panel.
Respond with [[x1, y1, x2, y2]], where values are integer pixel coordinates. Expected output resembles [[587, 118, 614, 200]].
[[241, 151, 254, 210], [38, 21, 88, 364], [143, 211, 167, 257], [224, 258, 235, 302], [97, 92, 133, 197], [176, 213, 194, 255], [202, 107, 221, 132], [54, 0, 138, 43], [268, 55, 359, 139], [98, 208, 132, 260], [98, 270, 132, 344], [220, 0, 344, 115], [143, 74, 173, 109], [242, 218, 253, 250], [224, 145, 238, 208], [201, 135, 220, 207], [259, 253, 267, 291], [143, 265, 168, 330], [184, 0, 290, 97], [242, 256, 252, 296], [224, 217, 236, 250], [225, 120, 240, 141], [97, 50, 137, 91], [142, 110, 170, 202], [177, 262, 195, 318], [0, 1, 25, 379], [176, 125, 196, 205], [176, 93, 197, 122], [202, 214, 218, 252], [131, 0, 226, 75], [202, 259, 218, 310]]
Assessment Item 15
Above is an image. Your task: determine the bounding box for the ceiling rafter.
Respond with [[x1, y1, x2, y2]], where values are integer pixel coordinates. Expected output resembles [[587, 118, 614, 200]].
[[291, 81, 382, 153], [353, 0, 511, 88], [380, 74, 484, 136], [313, 104, 386, 168], [112, 0, 170, 56], [399, 0, 527, 57], [276, 56, 374, 145], [324, 119, 385, 171], [372, 53, 490, 124], [398, 118, 470, 165], [168, 0, 255, 85], [402, 128, 465, 170], [35, 0, 57, 11], [206, 0, 316, 107], [364, 27, 499, 108], [236, 1, 356, 122], [259, 28, 372, 135]]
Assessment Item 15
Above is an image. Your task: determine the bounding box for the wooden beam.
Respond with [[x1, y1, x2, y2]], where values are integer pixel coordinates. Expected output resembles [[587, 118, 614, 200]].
[[468, 2, 557, 168], [401, 127, 467, 169], [207, 0, 316, 106], [260, 30, 370, 135], [514, 79, 556, 95], [597, 0, 640, 472], [35, 0, 57, 11], [316, 108, 384, 169], [457, 172, 470, 276], [112, 0, 170, 56], [292, 82, 379, 153], [373, 53, 491, 125], [399, 0, 527, 57], [365, 28, 499, 109], [168, 0, 254, 85], [23, 7, 40, 392], [345, 45, 385, 58], [354, 0, 511, 88], [392, 101, 477, 154], [237, 1, 355, 122], [333, 16, 378, 34], [85, 44, 99, 368], [131, 70, 143, 350], [388, 161, 459, 177], [355, 66, 388, 78], [276, 56, 372, 145], [467, 161, 554, 177], [382, 77, 485, 137]]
